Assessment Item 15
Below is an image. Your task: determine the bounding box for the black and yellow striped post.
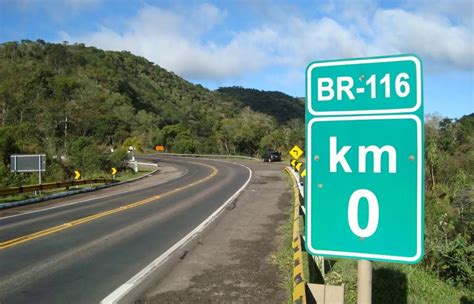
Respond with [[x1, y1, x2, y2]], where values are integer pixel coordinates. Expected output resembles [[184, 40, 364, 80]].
[[286, 167, 307, 304]]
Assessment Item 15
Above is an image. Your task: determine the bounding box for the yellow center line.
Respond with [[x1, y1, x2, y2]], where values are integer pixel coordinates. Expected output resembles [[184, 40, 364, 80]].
[[0, 165, 218, 250]]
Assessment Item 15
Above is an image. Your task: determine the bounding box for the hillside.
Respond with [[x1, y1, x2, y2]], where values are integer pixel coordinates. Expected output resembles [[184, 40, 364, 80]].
[[0, 40, 239, 151], [0, 40, 304, 185], [216, 87, 304, 123]]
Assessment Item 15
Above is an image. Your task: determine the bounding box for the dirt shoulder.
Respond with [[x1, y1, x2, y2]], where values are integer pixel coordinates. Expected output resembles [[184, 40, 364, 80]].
[[140, 161, 291, 304]]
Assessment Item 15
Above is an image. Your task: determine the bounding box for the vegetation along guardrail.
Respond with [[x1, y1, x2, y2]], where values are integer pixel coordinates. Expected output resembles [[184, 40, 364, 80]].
[[0, 179, 116, 197]]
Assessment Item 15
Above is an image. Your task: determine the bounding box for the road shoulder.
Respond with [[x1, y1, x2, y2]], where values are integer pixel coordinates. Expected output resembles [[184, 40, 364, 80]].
[[141, 161, 291, 303]]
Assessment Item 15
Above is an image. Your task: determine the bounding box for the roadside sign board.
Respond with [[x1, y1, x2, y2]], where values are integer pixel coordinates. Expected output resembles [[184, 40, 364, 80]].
[[289, 145, 304, 160], [10, 154, 46, 172], [74, 170, 81, 180], [307, 55, 421, 116], [305, 55, 424, 263], [155, 145, 165, 152]]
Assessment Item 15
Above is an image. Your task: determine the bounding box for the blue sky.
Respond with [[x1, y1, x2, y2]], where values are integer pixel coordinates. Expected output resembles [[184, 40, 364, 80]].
[[1, 0, 473, 118]]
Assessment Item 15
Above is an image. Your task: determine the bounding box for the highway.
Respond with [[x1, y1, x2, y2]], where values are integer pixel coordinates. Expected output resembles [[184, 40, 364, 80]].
[[0, 156, 251, 304]]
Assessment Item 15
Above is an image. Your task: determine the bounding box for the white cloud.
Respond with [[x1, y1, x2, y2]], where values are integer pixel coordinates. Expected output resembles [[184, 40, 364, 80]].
[[403, 0, 474, 28], [275, 17, 368, 65], [372, 9, 474, 70], [63, 2, 473, 82], [68, 4, 267, 80]]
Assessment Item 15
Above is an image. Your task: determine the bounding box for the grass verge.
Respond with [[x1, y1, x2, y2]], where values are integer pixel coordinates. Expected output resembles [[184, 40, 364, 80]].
[[325, 258, 474, 303], [273, 171, 319, 304], [274, 169, 473, 304], [272, 173, 297, 304]]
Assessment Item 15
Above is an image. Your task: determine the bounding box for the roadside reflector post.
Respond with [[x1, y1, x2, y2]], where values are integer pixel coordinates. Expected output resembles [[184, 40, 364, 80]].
[[111, 167, 117, 180], [357, 260, 372, 304]]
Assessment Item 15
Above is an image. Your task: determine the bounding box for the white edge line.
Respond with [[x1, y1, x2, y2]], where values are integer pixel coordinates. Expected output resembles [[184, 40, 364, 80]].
[[0, 164, 183, 222], [306, 56, 421, 116], [101, 163, 253, 304], [306, 114, 423, 262]]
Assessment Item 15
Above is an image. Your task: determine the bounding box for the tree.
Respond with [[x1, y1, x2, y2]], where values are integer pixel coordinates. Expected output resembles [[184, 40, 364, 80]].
[[122, 136, 144, 153], [0, 127, 19, 166]]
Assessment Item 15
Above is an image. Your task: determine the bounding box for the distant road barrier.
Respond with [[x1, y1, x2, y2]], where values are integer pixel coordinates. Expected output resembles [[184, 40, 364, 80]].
[[146, 152, 259, 161], [0, 179, 116, 197]]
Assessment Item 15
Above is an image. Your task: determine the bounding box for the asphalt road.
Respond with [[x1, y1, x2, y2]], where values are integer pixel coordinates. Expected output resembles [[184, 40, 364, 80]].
[[0, 156, 251, 304]]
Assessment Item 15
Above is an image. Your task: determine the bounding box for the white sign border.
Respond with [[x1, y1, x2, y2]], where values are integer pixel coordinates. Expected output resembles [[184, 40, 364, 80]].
[[306, 114, 423, 262], [306, 55, 422, 116]]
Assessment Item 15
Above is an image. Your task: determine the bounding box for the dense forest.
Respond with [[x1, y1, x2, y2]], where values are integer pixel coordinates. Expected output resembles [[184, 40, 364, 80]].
[[423, 113, 473, 289], [0, 40, 304, 185], [217, 86, 304, 124]]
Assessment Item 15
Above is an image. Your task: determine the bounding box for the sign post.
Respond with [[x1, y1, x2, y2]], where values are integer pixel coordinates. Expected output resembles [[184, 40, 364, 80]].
[[10, 154, 46, 194], [305, 55, 424, 303], [358, 260, 372, 303]]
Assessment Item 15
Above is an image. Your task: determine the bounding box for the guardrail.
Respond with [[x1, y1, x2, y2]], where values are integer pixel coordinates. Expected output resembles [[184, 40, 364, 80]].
[[0, 179, 116, 197], [286, 167, 307, 304], [287, 161, 345, 304], [146, 152, 259, 161]]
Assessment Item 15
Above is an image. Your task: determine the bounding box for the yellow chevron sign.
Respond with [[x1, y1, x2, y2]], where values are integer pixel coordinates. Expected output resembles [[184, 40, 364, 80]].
[[111, 167, 117, 175], [74, 170, 81, 180], [301, 168, 306, 177], [295, 162, 303, 172], [291, 159, 297, 167]]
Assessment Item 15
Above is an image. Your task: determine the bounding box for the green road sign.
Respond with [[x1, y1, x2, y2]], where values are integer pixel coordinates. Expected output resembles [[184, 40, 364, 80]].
[[306, 55, 421, 116], [305, 55, 424, 263]]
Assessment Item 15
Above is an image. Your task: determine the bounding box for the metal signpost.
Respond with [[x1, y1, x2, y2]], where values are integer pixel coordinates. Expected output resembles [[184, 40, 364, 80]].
[[305, 55, 424, 303], [10, 154, 46, 173], [10, 154, 47, 194]]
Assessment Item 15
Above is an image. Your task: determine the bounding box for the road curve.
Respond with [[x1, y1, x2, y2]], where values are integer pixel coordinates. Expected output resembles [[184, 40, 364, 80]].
[[0, 156, 251, 304]]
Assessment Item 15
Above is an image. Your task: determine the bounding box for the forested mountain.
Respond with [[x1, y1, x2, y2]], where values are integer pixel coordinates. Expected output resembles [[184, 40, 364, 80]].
[[0, 40, 304, 185], [216, 87, 304, 123]]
